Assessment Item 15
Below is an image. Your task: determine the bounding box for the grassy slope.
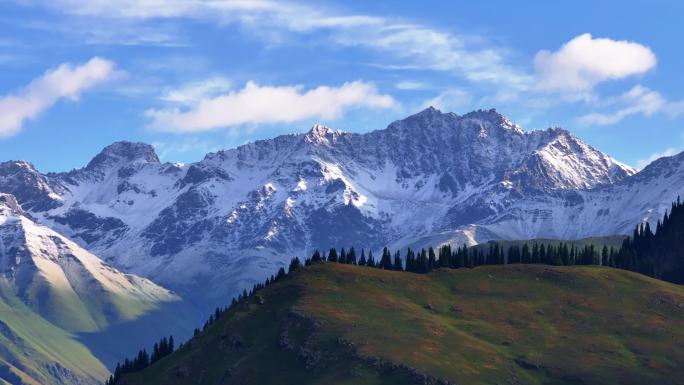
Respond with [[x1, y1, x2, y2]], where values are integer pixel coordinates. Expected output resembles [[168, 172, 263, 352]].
[[0, 281, 109, 384], [121, 263, 684, 385]]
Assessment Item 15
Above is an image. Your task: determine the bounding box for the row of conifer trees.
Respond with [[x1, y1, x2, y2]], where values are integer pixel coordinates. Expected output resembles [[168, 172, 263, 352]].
[[105, 267, 290, 384], [105, 336, 175, 385], [297, 241, 619, 275], [291, 198, 684, 282]]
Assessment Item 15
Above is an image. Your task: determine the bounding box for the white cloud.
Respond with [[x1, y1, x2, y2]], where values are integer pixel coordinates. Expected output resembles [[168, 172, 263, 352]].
[[578, 85, 684, 125], [422, 89, 472, 112], [635, 147, 679, 169], [146, 80, 397, 133], [331, 24, 530, 87], [0, 57, 119, 138], [159, 77, 232, 105], [395, 81, 430, 91], [152, 138, 223, 160], [534, 33, 656, 93]]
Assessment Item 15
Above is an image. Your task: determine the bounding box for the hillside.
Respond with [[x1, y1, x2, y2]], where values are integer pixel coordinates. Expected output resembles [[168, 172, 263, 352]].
[[118, 263, 684, 385], [0, 193, 180, 334], [0, 192, 198, 381], [0, 284, 109, 385]]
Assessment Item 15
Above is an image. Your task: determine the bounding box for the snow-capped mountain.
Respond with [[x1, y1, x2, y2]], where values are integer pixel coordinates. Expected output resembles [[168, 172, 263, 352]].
[[3, 107, 678, 309], [474, 150, 684, 243], [0, 192, 179, 332], [0, 192, 198, 372]]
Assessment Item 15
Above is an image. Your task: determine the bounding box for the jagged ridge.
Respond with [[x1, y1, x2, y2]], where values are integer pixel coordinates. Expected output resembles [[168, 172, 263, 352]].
[[1, 107, 677, 311]]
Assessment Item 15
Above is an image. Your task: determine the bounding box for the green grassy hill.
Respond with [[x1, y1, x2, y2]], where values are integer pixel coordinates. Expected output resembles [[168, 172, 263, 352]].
[[119, 263, 684, 385], [0, 281, 109, 385], [0, 276, 198, 384]]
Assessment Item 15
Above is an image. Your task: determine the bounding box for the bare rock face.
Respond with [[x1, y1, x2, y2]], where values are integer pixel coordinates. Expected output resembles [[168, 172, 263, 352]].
[[0, 193, 23, 215]]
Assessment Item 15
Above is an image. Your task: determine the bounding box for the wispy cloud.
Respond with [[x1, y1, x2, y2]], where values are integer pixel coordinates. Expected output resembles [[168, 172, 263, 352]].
[[152, 137, 223, 161], [0, 57, 120, 138], [7, 16, 185, 47], [32, 0, 528, 88], [159, 77, 232, 105], [578, 85, 684, 125], [422, 89, 472, 112], [635, 147, 679, 169], [146, 80, 398, 133], [394, 81, 430, 91]]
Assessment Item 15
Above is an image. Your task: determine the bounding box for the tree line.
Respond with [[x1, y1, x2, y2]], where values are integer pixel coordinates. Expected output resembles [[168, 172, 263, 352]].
[[105, 336, 175, 385], [293, 198, 684, 284], [105, 267, 289, 384], [614, 197, 684, 283], [291, 242, 617, 274]]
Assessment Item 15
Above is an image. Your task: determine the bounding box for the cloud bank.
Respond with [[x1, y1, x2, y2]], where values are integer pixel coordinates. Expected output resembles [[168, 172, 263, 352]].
[[579, 85, 684, 125], [146, 80, 397, 132]]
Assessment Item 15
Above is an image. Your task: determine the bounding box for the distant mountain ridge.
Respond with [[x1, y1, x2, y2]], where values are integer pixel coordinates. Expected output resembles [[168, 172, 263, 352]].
[[2, 107, 680, 309]]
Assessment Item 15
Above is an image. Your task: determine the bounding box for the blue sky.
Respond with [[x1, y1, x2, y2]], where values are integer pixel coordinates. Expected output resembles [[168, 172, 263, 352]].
[[1, 0, 683, 171]]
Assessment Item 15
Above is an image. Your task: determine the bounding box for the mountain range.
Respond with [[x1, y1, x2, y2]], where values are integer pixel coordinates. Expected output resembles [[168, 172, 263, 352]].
[[2, 107, 681, 311], [3, 106, 684, 383]]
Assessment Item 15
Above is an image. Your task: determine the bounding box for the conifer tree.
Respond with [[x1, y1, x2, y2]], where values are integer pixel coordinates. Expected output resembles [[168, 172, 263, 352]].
[[428, 247, 436, 270], [601, 245, 609, 266], [393, 250, 403, 271], [405, 248, 415, 272], [289, 257, 301, 272], [347, 247, 357, 265], [367, 251, 376, 268], [380, 247, 393, 269], [418, 249, 429, 273], [522, 244, 531, 264], [359, 249, 367, 266], [436, 245, 446, 268], [328, 248, 338, 263]]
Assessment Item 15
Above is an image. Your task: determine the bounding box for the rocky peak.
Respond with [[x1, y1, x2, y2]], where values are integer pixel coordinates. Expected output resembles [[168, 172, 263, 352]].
[[461, 108, 505, 123], [457, 109, 528, 139], [304, 124, 338, 145], [385, 106, 459, 135], [0, 160, 38, 173], [387, 107, 522, 139], [621, 149, 684, 185], [0, 193, 23, 216], [415, 106, 443, 117], [0, 161, 63, 211], [85, 141, 160, 172]]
